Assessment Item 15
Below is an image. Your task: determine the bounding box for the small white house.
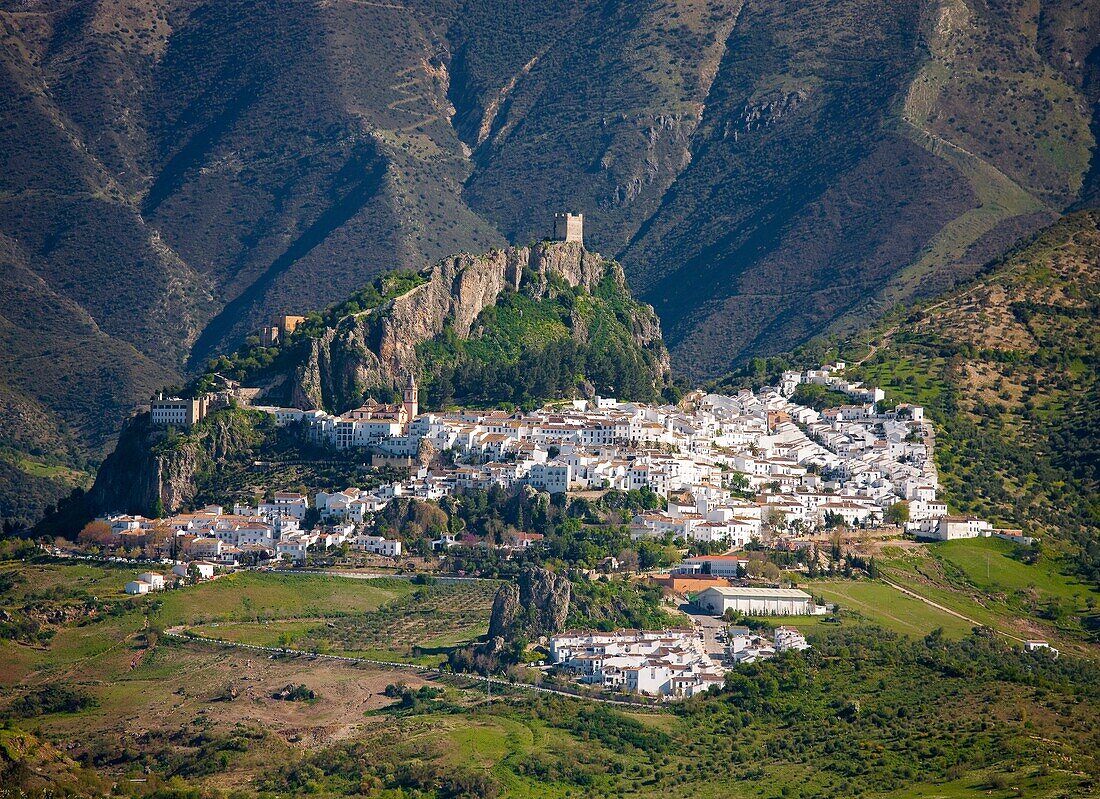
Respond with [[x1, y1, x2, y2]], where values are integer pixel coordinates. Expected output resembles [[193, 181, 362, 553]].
[[350, 534, 402, 558], [136, 572, 166, 590], [171, 561, 215, 580], [125, 580, 151, 595], [774, 626, 811, 652], [192, 561, 216, 580], [930, 516, 993, 541], [1024, 640, 1058, 657]]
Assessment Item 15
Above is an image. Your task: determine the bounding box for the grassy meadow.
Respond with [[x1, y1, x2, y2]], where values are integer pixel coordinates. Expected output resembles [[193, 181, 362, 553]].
[[809, 579, 975, 639], [153, 571, 414, 626]]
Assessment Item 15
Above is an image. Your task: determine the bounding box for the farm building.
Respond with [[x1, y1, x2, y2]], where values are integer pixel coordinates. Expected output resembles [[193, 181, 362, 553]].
[[695, 586, 816, 616]]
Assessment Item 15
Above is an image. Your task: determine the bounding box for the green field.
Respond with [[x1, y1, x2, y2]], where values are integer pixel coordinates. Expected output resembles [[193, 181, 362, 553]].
[[187, 578, 498, 666], [153, 572, 414, 626], [932, 538, 1094, 609], [0, 560, 150, 603], [809, 579, 976, 638], [189, 619, 322, 648], [874, 539, 1100, 654]]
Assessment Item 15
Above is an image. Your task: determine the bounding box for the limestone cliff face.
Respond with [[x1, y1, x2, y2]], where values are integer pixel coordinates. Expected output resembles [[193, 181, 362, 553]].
[[487, 566, 571, 640], [282, 241, 669, 412], [86, 414, 201, 517], [85, 409, 268, 517]]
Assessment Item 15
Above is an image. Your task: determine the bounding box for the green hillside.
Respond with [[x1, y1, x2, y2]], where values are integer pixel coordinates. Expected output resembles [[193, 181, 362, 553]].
[[845, 211, 1099, 580], [415, 270, 672, 408]]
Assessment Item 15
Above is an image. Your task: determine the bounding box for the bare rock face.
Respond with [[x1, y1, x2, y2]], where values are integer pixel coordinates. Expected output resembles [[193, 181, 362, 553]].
[[283, 241, 668, 412], [87, 414, 201, 516], [487, 582, 521, 639], [487, 566, 571, 640]]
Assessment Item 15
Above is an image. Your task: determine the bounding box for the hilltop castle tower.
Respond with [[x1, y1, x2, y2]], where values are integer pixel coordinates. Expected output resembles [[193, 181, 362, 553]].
[[553, 212, 584, 244], [402, 372, 419, 430]]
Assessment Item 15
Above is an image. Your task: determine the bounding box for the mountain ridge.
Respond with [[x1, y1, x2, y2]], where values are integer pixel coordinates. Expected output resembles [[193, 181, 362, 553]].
[[1, 0, 1097, 526]]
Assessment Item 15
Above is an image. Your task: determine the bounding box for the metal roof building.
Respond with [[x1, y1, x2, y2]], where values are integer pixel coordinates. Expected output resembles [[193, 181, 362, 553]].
[[695, 586, 815, 616]]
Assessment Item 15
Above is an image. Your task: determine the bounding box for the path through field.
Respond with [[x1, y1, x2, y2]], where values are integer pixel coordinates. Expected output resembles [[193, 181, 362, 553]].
[[162, 627, 664, 709], [880, 579, 1025, 643]]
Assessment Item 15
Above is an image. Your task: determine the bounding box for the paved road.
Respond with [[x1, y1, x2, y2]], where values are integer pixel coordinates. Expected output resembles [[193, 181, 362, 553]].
[[677, 602, 727, 656], [268, 569, 494, 584]]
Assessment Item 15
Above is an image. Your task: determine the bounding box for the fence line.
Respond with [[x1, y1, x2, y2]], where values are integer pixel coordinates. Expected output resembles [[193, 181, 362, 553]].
[[161, 628, 662, 709]]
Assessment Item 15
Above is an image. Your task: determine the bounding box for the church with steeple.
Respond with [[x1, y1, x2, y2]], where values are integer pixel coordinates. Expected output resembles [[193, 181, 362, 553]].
[[402, 372, 419, 432]]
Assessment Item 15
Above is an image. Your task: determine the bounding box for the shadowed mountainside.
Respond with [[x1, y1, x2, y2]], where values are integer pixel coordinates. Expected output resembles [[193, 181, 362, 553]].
[[0, 0, 1097, 525]]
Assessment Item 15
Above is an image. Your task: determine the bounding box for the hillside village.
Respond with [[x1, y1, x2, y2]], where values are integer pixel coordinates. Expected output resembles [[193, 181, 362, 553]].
[[107, 360, 1023, 576], [2, 7, 1097, 791], [547, 623, 812, 699], [77, 358, 1041, 676]]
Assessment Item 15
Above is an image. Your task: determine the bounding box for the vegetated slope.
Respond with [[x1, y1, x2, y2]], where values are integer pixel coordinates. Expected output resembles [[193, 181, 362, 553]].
[[3, 560, 1098, 797], [1, 0, 1096, 526], [205, 241, 672, 414], [844, 211, 1099, 582], [258, 629, 1100, 798]]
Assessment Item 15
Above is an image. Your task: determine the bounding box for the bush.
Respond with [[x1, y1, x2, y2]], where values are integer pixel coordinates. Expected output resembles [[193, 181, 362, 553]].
[[271, 684, 316, 702], [6, 685, 99, 718]]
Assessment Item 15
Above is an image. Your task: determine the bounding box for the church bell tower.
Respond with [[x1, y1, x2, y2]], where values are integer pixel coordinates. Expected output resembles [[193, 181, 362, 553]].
[[402, 372, 419, 430]]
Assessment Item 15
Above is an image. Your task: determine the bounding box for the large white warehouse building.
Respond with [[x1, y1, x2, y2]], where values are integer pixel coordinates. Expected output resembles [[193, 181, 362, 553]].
[[695, 586, 817, 616]]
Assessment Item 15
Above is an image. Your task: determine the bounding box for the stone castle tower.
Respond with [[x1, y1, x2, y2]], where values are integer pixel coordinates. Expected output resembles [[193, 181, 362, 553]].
[[402, 372, 419, 429], [553, 212, 584, 244]]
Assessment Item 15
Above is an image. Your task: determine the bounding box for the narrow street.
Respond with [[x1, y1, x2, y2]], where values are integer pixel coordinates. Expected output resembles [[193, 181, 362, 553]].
[[677, 601, 727, 656]]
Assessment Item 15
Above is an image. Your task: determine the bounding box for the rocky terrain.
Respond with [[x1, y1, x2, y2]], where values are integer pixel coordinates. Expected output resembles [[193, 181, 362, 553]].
[[487, 566, 572, 640], [62, 406, 278, 521], [274, 241, 669, 413]]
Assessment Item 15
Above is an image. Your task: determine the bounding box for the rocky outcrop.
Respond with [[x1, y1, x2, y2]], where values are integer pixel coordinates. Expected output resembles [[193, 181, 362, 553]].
[[282, 241, 669, 412], [85, 414, 202, 517], [487, 582, 521, 639], [487, 566, 571, 640]]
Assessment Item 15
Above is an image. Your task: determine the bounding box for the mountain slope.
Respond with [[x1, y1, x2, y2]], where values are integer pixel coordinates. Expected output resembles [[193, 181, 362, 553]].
[[0, 0, 1096, 525], [624, 0, 1095, 376], [839, 212, 1098, 581], [710, 211, 1098, 584]]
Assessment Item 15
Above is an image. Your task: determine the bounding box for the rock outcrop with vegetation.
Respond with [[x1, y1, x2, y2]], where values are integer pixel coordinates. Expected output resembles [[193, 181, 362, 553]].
[[208, 242, 672, 412], [487, 567, 571, 640], [39, 407, 285, 529]]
